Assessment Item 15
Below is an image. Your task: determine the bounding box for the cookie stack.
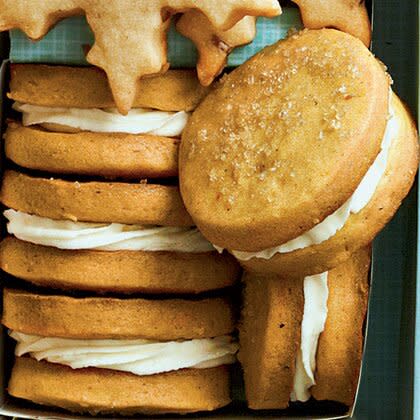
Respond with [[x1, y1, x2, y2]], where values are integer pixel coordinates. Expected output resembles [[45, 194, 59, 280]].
[[0, 1, 418, 417], [0, 65, 241, 414], [179, 28, 419, 409]]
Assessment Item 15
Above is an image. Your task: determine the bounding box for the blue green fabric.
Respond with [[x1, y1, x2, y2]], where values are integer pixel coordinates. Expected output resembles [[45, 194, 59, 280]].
[[9, 9, 302, 67]]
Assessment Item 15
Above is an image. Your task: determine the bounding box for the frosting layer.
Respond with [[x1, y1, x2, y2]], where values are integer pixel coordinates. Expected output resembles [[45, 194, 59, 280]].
[[4, 209, 214, 252], [13, 102, 189, 137], [290, 272, 329, 402], [10, 331, 238, 376], [231, 96, 397, 260]]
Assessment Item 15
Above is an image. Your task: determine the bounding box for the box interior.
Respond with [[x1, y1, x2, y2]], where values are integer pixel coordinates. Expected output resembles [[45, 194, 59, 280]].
[[0, 0, 418, 419]]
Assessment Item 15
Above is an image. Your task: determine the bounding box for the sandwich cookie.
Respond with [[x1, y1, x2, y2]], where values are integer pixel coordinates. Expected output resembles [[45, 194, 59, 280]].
[[6, 64, 209, 178], [239, 247, 370, 409], [0, 174, 240, 294], [3, 288, 238, 414], [1, 65, 240, 293], [179, 29, 419, 276]]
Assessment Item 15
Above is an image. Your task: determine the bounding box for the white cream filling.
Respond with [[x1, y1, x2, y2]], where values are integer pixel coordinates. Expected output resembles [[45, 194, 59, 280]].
[[290, 272, 329, 402], [229, 97, 398, 261], [13, 102, 189, 137], [4, 209, 214, 252], [10, 331, 238, 376]]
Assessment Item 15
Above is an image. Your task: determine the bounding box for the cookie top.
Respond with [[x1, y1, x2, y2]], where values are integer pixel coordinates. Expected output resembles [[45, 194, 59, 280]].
[[5, 123, 180, 179], [9, 358, 231, 415], [8, 65, 209, 112], [0, 237, 240, 294], [3, 288, 235, 340], [1, 170, 192, 226], [180, 29, 389, 251]]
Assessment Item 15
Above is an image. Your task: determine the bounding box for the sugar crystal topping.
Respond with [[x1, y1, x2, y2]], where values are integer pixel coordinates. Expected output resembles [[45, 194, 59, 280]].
[[185, 30, 381, 210]]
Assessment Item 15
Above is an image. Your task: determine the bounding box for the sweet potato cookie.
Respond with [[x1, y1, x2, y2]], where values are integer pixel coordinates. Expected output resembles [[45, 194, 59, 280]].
[[239, 272, 303, 409], [180, 29, 418, 276], [239, 247, 370, 409], [293, 0, 371, 46], [0, 237, 240, 294], [3, 288, 235, 340], [8, 65, 208, 112], [9, 358, 230, 415], [0, 1, 281, 113], [311, 248, 370, 405], [7, 65, 209, 178], [5, 122, 179, 179], [1, 170, 192, 226], [240, 93, 418, 276]]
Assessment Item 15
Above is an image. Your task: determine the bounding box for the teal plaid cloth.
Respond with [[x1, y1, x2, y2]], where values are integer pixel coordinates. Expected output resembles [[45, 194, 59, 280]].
[[10, 9, 302, 67]]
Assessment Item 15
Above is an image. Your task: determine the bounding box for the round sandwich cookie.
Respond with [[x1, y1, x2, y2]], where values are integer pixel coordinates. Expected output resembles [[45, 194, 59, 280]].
[[6, 64, 209, 179], [179, 29, 419, 276], [3, 288, 238, 414], [239, 246, 370, 410], [0, 172, 239, 293]]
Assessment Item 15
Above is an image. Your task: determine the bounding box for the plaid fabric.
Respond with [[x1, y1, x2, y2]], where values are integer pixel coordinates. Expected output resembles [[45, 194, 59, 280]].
[[9, 8, 302, 67]]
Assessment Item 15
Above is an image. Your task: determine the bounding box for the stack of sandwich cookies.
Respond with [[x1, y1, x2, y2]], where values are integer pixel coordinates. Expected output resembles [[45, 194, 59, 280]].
[[3, 288, 237, 414], [1, 64, 240, 294], [180, 28, 419, 277], [239, 247, 370, 409], [0, 64, 240, 414]]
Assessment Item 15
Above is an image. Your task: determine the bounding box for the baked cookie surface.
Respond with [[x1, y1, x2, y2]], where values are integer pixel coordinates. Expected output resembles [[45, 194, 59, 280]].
[[0, 237, 239, 294], [9, 358, 231, 415], [312, 247, 370, 405], [3, 288, 235, 340], [180, 29, 389, 251], [5, 123, 180, 178], [9, 65, 210, 112], [1, 170, 192, 226], [293, 0, 371, 46], [239, 272, 303, 409]]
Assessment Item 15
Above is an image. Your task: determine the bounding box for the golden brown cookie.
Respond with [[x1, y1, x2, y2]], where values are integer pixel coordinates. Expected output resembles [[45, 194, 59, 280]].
[[8, 65, 209, 112], [180, 29, 389, 251], [239, 272, 303, 409], [293, 0, 371, 46], [312, 247, 370, 405], [5, 122, 179, 178], [239, 247, 370, 409], [242, 94, 418, 276], [180, 29, 418, 276], [176, 12, 257, 86], [0, 237, 240, 294], [1, 170, 192, 226], [3, 288, 235, 340], [9, 358, 231, 415]]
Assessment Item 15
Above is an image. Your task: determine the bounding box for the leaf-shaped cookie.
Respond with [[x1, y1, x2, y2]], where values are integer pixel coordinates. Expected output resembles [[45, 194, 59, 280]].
[[292, 0, 371, 46], [0, 0, 281, 114], [177, 12, 257, 86]]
